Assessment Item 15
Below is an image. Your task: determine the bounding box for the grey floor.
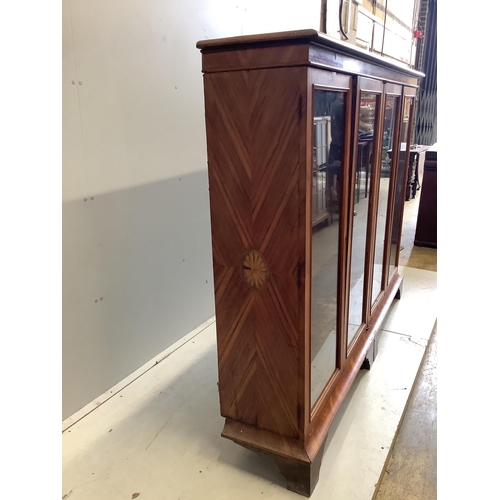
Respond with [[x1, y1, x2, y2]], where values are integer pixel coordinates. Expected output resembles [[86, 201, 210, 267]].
[[373, 185, 437, 500], [373, 323, 437, 500]]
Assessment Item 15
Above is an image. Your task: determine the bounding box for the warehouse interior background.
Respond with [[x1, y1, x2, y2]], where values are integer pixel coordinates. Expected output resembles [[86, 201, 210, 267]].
[[2, 0, 499, 498]]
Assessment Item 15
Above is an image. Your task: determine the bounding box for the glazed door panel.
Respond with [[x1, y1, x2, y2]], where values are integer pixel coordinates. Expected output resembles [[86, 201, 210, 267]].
[[389, 93, 415, 278], [371, 89, 402, 308], [309, 75, 352, 412], [347, 88, 383, 348]]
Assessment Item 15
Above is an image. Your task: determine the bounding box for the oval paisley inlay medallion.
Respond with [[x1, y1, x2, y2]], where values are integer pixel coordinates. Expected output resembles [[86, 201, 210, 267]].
[[241, 249, 269, 290]]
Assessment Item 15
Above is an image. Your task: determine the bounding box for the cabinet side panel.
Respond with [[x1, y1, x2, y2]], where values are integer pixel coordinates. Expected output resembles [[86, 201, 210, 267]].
[[204, 68, 303, 439]]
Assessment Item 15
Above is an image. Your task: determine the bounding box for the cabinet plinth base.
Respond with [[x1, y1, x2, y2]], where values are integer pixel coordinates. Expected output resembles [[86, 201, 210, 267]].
[[361, 331, 379, 370], [273, 440, 326, 497], [222, 418, 325, 496], [395, 280, 403, 300], [220, 275, 404, 495]]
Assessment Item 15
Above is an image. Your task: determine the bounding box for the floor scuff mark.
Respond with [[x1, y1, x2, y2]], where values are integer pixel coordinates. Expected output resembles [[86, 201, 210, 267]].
[[145, 414, 173, 450]]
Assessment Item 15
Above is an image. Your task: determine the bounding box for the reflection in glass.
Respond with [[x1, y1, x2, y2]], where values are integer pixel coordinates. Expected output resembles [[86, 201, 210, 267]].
[[347, 93, 377, 346], [389, 97, 413, 277], [311, 89, 345, 408], [372, 95, 399, 306]]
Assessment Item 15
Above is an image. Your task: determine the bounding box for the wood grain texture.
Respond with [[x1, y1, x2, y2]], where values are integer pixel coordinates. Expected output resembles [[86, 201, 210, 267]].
[[196, 29, 319, 49], [199, 33, 421, 496], [201, 43, 310, 74], [222, 418, 326, 497], [241, 249, 269, 290], [308, 45, 420, 87], [222, 418, 310, 463], [197, 28, 423, 80], [414, 148, 437, 248], [204, 67, 305, 439]]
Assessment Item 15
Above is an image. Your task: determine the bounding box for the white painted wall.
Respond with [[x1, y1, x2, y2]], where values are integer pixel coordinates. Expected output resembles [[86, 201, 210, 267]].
[[62, 0, 321, 420]]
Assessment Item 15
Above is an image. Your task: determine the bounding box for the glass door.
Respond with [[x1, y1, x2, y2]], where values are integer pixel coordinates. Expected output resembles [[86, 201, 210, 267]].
[[371, 88, 402, 308], [388, 93, 415, 278], [347, 89, 381, 348], [310, 85, 350, 409]]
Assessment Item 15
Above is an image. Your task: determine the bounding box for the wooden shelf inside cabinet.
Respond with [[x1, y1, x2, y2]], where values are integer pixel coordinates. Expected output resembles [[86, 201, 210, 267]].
[[197, 29, 423, 497]]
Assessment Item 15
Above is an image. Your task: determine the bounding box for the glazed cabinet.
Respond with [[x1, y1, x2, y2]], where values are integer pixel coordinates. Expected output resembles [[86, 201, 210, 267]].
[[197, 29, 423, 496]]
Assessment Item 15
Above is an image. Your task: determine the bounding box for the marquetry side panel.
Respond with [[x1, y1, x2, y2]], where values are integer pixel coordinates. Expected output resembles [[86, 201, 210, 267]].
[[203, 67, 305, 439]]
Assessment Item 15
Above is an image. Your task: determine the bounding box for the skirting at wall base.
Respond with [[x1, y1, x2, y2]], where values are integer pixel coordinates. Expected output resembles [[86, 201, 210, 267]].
[[62, 316, 215, 432]]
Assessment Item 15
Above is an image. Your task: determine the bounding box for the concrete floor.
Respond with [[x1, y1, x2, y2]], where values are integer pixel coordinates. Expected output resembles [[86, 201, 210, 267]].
[[373, 184, 437, 500], [398, 189, 437, 273], [62, 184, 437, 500], [374, 323, 437, 500]]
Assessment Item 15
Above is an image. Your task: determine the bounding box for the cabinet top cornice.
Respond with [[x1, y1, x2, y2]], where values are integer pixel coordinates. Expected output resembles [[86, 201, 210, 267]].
[[197, 28, 424, 79]]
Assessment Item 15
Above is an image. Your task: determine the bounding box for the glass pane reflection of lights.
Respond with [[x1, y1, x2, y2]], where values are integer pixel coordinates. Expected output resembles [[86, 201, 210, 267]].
[[347, 92, 377, 347], [372, 95, 399, 307], [389, 97, 413, 279], [311, 89, 345, 409]]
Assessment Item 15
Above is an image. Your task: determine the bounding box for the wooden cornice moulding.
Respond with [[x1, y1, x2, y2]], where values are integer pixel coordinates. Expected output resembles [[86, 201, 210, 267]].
[[197, 28, 424, 83]]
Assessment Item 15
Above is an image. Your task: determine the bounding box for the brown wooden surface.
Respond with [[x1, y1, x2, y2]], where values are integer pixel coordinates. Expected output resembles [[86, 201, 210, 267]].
[[204, 66, 306, 439], [414, 147, 437, 248], [273, 440, 326, 497], [199, 32, 421, 496], [309, 45, 419, 87], [361, 333, 379, 370], [403, 86, 417, 98], [222, 418, 310, 463], [197, 28, 423, 81], [358, 76, 384, 93], [201, 43, 310, 74], [223, 418, 326, 497], [200, 42, 420, 90], [196, 28, 319, 49]]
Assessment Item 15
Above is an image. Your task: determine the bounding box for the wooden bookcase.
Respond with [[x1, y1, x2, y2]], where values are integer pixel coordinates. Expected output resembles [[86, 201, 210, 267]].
[[197, 29, 423, 496]]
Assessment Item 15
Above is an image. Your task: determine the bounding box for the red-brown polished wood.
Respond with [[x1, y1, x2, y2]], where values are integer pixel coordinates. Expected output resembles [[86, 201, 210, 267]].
[[198, 29, 422, 497], [204, 66, 306, 439], [414, 145, 437, 248]]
